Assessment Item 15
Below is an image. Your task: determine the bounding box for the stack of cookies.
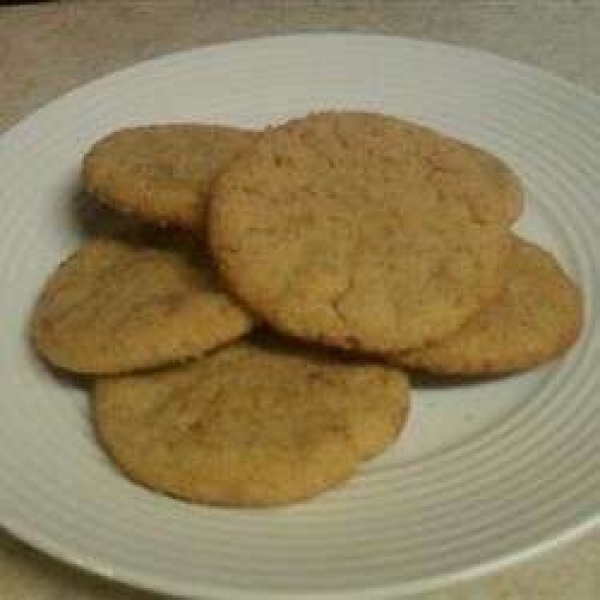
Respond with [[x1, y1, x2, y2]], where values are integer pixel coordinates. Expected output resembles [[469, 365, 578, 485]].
[[31, 112, 583, 506]]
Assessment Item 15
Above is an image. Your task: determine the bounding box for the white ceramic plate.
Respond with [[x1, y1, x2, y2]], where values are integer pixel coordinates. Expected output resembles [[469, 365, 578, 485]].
[[0, 34, 598, 599]]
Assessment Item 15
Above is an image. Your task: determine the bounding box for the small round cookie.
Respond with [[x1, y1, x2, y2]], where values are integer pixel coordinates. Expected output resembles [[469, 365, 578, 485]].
[[32, 237, 255, 374], [83, 124, 257, 232], [393, 236, 583, 375], [94, 341, 410, 506], [209, 111, 513, 353]]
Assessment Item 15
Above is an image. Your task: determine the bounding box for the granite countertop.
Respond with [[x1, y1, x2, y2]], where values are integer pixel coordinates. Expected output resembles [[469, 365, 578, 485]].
[[1, 2, 598, 599]]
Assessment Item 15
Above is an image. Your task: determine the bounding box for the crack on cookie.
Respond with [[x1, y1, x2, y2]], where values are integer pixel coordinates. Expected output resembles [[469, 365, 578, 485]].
[[330, 272, 355, 330]]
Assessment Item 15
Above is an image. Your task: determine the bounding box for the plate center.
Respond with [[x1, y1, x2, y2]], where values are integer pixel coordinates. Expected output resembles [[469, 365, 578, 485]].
[[375, 366, 551, 465]]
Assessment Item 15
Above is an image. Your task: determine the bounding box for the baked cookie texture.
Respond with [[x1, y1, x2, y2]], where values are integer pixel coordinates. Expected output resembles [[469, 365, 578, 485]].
[[209, 111, 514, 353], [28, 109, 586, 509], [32, 237, 254, 374], [94, 340, 410, 506], [455, 140, 524, 223], [83, 124, 257, 232], [393, 236, 583, 375]]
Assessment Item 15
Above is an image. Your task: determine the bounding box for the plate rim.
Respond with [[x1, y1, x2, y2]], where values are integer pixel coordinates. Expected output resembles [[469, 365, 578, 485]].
[[2, 512, 598, 599], [2, 32, 600, 145]]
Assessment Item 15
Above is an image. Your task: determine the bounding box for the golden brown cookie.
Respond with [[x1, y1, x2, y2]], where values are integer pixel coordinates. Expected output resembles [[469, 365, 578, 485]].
[[32, 237, 254, 374], [83, 124, 257, 232], [209, 111, 513, 354], [94, 340, 410, 506], [392, 236, 583, 375]]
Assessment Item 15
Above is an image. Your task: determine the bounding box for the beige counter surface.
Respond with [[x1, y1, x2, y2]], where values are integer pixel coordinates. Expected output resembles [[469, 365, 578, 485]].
[[1, 2, 598, 599]]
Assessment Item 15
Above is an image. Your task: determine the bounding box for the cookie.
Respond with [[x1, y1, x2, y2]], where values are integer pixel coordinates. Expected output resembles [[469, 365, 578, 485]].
[[83, 124, 257, 232], [393, 236, 583, 375], [209, 111, 513, 353], [94, 341, 410, 506], [32, 237, 254, 374]]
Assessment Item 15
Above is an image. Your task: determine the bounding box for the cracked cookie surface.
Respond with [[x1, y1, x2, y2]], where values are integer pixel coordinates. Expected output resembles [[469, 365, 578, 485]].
[[83, 124, 257, 233], [32, 237, 254, 374], [209, 111, 513, 353], [94, 340, 410, 506], [391, 236, 583, 375]]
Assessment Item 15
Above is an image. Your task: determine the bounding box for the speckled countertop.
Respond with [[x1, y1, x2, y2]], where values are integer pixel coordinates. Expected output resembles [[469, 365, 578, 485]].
[[0, 2, 598, 599]]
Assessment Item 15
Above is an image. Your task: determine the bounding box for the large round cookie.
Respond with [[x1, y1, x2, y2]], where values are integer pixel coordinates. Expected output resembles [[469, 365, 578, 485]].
[[94, 341, 410, 506], [393, 236, 583, 375], [83, 124, 257, 232], [209, 111, 513, 353], [32, 237, 254, 374]]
